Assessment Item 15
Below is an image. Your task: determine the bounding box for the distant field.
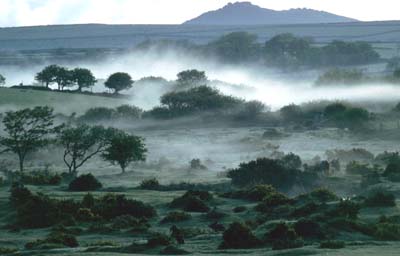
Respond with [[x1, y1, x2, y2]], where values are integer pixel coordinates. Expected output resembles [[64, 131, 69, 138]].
[[0, 21, 399, 51], [0, 88, 129, 114]]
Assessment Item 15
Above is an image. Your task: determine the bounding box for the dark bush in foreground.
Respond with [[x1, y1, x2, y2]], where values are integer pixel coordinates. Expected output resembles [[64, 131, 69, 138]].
[[219, 222, 261, 249], [374, 223, 400, 241], [147, 233, 171, 247], [294, 219, 324, 239], [11, 170, 62, 186], [384, 163, 400, 182], [68, 174, 102, 191], [364, 191, 396, 208], [92, 194, 156, 220], [160, 245, 189, 255], [255, 191, 292, 212], [319, 240, 345, 249], [170, 191, 212, 212], [266, 223, 304, 250]]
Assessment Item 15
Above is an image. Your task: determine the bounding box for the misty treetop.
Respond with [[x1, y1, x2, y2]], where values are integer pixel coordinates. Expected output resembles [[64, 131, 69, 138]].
[[105, 72, 134, 94]]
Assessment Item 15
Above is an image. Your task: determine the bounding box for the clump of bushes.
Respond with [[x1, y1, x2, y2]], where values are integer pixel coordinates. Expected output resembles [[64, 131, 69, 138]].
[[0, 247, 18, 254], [266, 223, 304, 250], [316, 68, 365, 86], [112, 215, 150, 231], [68, 173, 102, 191], [255, 191, 292, 213], [10, 185, 156, 229], [139, 178, 160, 190], [374, 223, 400, 241], [294, 218, 324, 239], [147, 233, 171, 247], [319, 240, 345, 249], [161, 211, 191, 224], [25, 232, 79, 250], [364, 191, 396, 208], [227, 158, 318, 191], [170, 190, 212, 212], [219, 222, 261, 249]]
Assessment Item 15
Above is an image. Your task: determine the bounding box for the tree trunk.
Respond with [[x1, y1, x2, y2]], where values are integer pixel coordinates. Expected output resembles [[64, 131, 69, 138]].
[[18, 155, 24, 172]]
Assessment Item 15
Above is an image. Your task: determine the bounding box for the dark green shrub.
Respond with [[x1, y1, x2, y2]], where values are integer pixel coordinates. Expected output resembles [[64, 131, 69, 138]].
[[328, 200, 360, 219], [364, 191, 396, 207], [219, 222, 261, 249], [291, 202, 319, 218], [266, 223, 303, 250], [139, 178, 160, 190], [309, 188, 339, 203], [75, 208, 97, 222], [255, 191, 292, 212], [147, 233, 171, 247], [79, 107, 116, 122], [170, 191, 212, 213], [294, 219, 324, 239], [17, 170, 62, 185], [374, 223, 400, 241], [68, 174, 102, 192], [319, 240, 345, 249], [92, 194, 156, 220], [228, 158, 315, 191], [161, 211, 191, 224], [9, 183, 32, 207]]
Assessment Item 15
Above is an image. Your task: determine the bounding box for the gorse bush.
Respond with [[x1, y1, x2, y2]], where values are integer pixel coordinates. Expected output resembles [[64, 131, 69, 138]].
[[170, 190, 212, 212], [68, 174, 102, 191], [219, 222, 261, 249], [364, 191, 396, 208], [266, 222, 304, 250]]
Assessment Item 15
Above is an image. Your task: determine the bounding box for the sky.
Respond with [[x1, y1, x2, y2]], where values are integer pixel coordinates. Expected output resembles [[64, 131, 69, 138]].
[[0, 0, 398, 27]]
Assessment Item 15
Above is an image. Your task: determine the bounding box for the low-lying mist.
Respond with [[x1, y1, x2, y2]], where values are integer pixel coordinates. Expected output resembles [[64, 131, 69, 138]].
[[2, 47, 399, 111]]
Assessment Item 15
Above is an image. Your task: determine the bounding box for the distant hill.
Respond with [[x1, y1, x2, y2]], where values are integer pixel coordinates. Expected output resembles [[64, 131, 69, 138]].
[[183, 2, 358, 25]]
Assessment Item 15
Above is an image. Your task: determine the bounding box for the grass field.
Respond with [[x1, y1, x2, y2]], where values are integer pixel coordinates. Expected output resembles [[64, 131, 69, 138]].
[[0, 87, 130, 114]]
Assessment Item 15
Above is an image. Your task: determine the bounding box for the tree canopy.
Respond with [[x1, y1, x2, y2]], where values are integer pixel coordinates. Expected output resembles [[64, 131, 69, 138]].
[[0, 106, 59, 172], [105, 72, 134, 94], [102, 131, 147, 173]]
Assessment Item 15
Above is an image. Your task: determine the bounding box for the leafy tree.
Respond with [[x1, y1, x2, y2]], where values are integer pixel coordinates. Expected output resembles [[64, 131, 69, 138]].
[[72, 68, 97, 91], [58, 125, 114, 174], [0, 74, 5, 86], [176, 69, 207, 88], [280, 104, 303, 121], [208, 32, 260, 63], [79, 107, 116, 122], [105, 72, 134, 94], [0, 107, 58, 172], [160, 86, 242, 116], [264, 33, 313, 68], [35, 65, 61, 88], [115, 105, 143, 120], [102, 131, 147, 173], [55, 68, 75, 91], [315, 68, 365, 86]]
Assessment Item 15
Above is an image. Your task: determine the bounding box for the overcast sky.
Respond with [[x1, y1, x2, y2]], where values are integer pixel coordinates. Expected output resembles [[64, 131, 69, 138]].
[[0, 0, 398, 27]]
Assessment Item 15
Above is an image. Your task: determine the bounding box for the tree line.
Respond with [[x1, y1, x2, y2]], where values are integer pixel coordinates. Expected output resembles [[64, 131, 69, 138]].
[[35, 65, 133, 94], [0, 106, 147, 174]]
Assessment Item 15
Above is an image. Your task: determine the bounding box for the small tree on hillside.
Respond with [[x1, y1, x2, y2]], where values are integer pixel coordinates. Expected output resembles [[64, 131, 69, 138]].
[[102, 131, 147, 173], [0, 74, 5, 86], [0, 107, 58, 172], [105, 72, 133, 94], [58, 124, 114, 174], [176, 69, 207, 88], [35, 65, 61, 88], [72, 68, 97, 91]]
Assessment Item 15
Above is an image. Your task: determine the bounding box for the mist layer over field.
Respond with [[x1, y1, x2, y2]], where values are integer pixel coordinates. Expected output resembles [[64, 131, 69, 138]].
[[2, 47, 398, 111]]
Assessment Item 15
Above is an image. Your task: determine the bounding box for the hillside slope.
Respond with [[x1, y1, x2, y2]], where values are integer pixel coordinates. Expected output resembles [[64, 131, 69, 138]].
[[184, 2, 357, 25]]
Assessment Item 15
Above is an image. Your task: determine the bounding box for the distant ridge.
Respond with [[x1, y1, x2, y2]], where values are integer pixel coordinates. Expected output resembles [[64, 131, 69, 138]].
[[183, 2, 358, 25]]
